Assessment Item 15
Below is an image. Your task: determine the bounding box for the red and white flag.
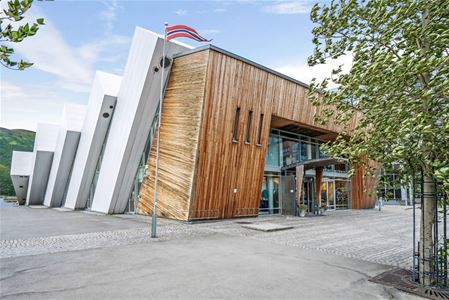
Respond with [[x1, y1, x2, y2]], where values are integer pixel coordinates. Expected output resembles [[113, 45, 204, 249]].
[[166, 24, 211, 42]]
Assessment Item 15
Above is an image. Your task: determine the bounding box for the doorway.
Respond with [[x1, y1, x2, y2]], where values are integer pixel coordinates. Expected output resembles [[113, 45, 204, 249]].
[[302, 177, 315, 214], [321, 179, 336, 210], [259, 174, 280, 214]]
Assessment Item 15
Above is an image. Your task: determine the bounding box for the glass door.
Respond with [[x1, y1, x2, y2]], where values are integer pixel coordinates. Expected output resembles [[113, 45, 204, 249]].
[[280, 175, 296, 215], [335, 180, 350, 209], [327, 180, 336, 210], [259, 174, 280, 214], [302, 177, 315, 214]]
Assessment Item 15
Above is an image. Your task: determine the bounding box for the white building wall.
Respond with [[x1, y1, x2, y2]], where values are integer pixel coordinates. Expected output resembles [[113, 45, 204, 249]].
[[91, 27, 191, 214], [10, 151, 33, 204], [43, 104, 87, 207], [63, 71, 121, 210], [26, 123, 59, 205]]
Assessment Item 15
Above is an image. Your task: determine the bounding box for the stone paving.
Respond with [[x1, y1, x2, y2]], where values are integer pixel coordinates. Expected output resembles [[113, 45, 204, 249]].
[[0, 205, 417, 269]]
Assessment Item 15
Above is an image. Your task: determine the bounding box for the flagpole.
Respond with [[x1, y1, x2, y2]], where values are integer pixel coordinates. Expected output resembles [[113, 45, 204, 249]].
[[151, 22, 168, 238]]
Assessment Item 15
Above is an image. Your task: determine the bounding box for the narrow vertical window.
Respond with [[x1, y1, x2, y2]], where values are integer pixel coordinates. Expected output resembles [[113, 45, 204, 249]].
[[256, 113, 264, 146], [245, 111, 253, 144], [232, 107, 240, 142]]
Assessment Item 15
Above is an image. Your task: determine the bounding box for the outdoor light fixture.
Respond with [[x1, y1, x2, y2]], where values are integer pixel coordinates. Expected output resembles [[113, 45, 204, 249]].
[[159, 56, 171, 68]]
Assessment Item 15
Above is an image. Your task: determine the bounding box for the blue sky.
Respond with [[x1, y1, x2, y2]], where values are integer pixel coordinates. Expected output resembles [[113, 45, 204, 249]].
[[1, 0, 348, 131]]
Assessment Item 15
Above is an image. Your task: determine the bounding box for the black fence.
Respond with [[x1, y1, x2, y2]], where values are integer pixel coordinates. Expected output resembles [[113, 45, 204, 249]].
[[412, 175, 448, 288]]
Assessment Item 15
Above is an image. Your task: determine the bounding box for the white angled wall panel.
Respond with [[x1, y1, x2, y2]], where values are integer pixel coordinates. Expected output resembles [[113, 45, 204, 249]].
[[91, 27, 191, 214], [10, 151, 33, 204], [43, 103, 87, 207], [63, 71, 121, 210], [26, 123, 59, 205]]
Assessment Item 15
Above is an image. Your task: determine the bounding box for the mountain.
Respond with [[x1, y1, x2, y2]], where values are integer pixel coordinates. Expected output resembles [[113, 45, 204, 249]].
[[0, 128, 35, 196]]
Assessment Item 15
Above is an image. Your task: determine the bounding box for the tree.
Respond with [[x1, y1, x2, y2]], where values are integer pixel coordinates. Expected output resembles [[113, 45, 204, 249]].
[[0, 0, 44, 70], [308, 0, 448, 286]]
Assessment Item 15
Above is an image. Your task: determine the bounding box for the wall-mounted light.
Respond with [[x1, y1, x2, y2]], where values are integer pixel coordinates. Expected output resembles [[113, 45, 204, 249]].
[[159, 56, 171, 69]]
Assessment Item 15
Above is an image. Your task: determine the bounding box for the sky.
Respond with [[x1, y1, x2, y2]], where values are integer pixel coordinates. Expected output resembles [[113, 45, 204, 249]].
[[1, 0, 349, 131]]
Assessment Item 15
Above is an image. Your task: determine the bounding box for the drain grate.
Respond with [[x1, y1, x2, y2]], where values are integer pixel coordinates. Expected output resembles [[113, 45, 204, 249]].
[[370, 268, 449, 300], [424, 289, 449, 300], [235, 221, 253, 224]]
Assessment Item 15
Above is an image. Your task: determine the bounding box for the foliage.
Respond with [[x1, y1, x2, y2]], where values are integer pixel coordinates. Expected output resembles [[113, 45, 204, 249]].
[[0, 0, 44, 70], [0, 127, 35, 196], [307, 0, 449, 194]]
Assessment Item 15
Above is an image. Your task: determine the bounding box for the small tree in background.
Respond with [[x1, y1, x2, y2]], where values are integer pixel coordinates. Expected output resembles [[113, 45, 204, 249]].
[[308, 0, 448, 286], [0, 0, 44, 70]]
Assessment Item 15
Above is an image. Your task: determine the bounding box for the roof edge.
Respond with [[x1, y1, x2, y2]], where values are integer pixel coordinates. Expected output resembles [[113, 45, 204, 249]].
[[172, 44, 310, 90]]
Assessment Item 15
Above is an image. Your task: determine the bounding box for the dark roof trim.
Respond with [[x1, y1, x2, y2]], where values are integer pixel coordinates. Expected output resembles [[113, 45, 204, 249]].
[[172, 44, 311, 90]]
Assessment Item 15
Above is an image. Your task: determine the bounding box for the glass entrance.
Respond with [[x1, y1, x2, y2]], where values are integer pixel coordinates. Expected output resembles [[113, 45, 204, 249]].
[[302, 177, 315, 214], [335, 180, 350, 209], [321, 179, 336, 210], [280, 175, 296, 215], [259, 174, 280, 214]]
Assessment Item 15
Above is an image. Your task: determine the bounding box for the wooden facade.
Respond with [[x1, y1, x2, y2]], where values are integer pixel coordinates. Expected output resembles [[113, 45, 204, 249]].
[[138, 47, 376, 221]]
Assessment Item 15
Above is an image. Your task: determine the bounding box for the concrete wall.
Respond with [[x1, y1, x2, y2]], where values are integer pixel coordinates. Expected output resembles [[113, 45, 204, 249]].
[[90, 27, 191, 214], [26, 123, 59, 205], [10, 151, 33, 204], [43, 104, 87, 207], [63, 71, 121, 210]]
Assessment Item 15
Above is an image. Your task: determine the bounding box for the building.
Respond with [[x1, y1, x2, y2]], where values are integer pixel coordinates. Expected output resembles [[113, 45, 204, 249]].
[[10, 151, 33, 205], [10, 27, 377, 220]]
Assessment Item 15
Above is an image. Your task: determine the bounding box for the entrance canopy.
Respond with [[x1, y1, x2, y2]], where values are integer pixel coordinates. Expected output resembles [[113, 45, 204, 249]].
[[282, 158, 347, 171]]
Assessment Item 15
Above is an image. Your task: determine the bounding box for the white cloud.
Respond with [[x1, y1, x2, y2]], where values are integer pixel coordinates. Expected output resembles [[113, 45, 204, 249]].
[[174, 9, 188, 16], [100, 0, 119, 31], [213, 8, 227, 13], [1, 5, 130, 130], [10, 7, 129, 93], [275, 54, 353, 89], [0, 81, 86, 131], [263, 1, 311, 15]]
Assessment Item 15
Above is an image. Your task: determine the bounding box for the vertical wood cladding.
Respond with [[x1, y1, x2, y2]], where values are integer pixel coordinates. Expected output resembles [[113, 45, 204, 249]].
[[137, 50, 209, 221], [351, 163, 378, 209], [139, 48, 375, 221]]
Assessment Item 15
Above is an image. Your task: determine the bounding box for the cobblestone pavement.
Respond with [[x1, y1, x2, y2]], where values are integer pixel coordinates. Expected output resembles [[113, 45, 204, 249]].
[[1, 206, 417, 269]]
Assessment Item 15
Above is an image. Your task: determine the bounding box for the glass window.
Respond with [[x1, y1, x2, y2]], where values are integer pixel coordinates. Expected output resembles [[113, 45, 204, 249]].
[[311, 143, 317, 160], [266, 135, 280, 168], [232, 107, 240, 142], [245, 110, 252, 144], [300, 142, 307, 161], [256, 114, 264, 145], [282, 138, 298, 167]]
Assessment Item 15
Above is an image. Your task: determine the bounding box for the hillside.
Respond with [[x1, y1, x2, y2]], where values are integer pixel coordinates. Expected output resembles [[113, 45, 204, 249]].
[[0, 128, 35, 196]]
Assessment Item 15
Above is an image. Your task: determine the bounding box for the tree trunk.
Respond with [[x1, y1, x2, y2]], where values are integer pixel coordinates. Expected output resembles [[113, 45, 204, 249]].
[[420, 177, 435, 285]]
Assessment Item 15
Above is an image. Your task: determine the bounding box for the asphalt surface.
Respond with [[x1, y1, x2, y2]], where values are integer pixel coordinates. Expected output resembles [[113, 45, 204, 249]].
[[0, 206, 421, 299]]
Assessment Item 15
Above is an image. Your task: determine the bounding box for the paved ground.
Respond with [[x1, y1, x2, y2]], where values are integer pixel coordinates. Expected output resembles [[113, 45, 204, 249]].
[[0, 205, 421, 299]]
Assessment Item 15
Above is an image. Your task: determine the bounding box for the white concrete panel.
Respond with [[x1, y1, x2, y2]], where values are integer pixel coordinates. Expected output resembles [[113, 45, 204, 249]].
[[33, 123, 59, 152], [43, 104, 87, 207], [64, 71, 121, 210], [10, 175, 29, 204], [10, 151, 33, 176], [91, 27, 191, 214], [25, 123, 59, 205], [10, 151, 33, 204]]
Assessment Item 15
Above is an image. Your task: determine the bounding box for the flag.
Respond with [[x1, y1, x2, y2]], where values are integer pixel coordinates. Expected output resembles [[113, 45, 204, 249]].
[[166, 24, 211, 42]]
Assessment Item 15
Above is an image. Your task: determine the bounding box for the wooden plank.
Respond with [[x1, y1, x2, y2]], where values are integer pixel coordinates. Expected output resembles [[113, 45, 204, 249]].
[[137, 50, 210, 221]]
